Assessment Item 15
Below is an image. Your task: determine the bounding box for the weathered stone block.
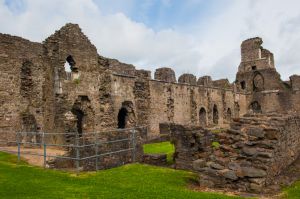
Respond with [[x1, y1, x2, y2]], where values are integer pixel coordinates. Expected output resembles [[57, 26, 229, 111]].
[[241, 167, 267, 178]]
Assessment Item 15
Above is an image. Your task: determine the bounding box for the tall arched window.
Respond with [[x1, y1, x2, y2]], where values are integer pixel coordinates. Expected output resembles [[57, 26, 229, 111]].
[[64, 55, 79, 80], [226, 108, 232, 122], [199, 107, 207, 127], [213, 104, 219, 124], [118, 108, 128, 129]]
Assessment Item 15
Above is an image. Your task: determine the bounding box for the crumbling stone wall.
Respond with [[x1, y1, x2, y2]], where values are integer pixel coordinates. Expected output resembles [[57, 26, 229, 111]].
[[170, 114, 300, 193], [0, 33, 45, 144], [178, 74, 197, 85], [154, 67, 176, 83], [1, 24, 300, 145]]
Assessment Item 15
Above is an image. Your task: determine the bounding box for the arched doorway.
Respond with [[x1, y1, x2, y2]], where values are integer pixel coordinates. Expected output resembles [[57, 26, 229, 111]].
[[118, 108, 128, 129], [71, 109, 84, 137], [117, 101, 135, 129], [71, 96, 95, 136], [213, 104, 219, 124], [199, 107, 207, 127], [226, 108, 232, 122]]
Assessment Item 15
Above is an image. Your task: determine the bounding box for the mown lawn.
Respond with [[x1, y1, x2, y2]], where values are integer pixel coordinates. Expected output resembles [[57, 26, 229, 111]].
[[143, 141, 175, 164], [0, 152, 239, 199], [283, 181, 300, 199]]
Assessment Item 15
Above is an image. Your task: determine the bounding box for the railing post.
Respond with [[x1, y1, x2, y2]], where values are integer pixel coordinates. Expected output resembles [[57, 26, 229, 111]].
[[75, 132, 80, 174], [17, 132, 20, 163], [95, 133, 99, 171], [131, 128, 136, 162], [43, 132, 46, 168]]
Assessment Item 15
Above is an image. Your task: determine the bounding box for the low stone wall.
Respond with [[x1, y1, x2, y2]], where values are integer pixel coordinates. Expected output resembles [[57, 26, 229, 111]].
[[49, 128, 146, 171], [170, 114, 300, 193]]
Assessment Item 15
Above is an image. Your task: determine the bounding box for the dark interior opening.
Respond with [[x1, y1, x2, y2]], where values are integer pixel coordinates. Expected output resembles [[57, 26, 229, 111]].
[[118, 108, 128, 129], [72, 109, 84, 137], [240, 81, 246, 90], [213, 105, 219, 124], [250, 101, 262, 113], [252, 65, 257, 70], [227, 108, 232, 121], [199, 107, 207, 127], [66, 55, 78, 72]]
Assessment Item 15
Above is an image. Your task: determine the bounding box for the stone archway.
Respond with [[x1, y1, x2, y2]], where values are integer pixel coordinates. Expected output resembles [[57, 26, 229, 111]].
[[199, 107, 207, 127], [71, 96, 95, 136], [117, 101, 135, 129], [213, 104, 219, 124]]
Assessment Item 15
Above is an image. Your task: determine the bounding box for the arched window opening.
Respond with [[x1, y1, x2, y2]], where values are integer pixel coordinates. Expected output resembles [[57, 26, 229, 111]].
[[118, 108, 128, 129], [64, 61, 72, 72], [71, 109, 84, 137], [240, 81, 246, 90], [249, 101, 262, 113], [64, 55, 79, 80], [253, 73, 264, 92], [227, 108, 232, 122], [70, 96, 95, 137], [213, 104, 219, 124], [199, 107, 207, 127]]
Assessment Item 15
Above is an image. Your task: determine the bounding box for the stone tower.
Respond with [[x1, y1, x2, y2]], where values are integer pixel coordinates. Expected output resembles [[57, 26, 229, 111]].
[[236, 37, 283, 93]]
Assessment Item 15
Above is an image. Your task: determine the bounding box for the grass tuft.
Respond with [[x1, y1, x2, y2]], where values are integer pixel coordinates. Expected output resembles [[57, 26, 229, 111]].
[[143, 141, 175, 164]]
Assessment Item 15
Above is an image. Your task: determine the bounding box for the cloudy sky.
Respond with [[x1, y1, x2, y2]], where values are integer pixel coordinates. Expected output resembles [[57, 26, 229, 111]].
[[1, 0, 300, 81]]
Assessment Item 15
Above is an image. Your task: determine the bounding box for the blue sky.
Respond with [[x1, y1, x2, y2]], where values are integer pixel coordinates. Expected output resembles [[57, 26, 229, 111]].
[[93, 0, 224, 31], [1, 0, 300, 81]]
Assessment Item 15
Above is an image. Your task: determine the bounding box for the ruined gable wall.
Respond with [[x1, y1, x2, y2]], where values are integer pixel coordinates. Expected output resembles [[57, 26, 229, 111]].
[[43, 24, 115, 143], [0, 34, 45, 143]]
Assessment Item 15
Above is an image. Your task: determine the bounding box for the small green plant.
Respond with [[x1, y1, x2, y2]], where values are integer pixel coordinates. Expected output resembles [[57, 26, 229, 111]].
[[211, 128, 225, 134], [73, 78, 80, 85], [212, 141, 220, 149]]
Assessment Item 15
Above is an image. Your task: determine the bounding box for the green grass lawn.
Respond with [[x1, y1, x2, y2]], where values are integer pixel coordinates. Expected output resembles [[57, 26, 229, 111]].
[[0, 152, 239, 199], [283, 181, 300, 199], [143, 141, 175, 164]]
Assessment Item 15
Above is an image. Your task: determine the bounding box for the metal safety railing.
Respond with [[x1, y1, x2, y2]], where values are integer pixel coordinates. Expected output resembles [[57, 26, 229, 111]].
[[0, 126, 146, 172]]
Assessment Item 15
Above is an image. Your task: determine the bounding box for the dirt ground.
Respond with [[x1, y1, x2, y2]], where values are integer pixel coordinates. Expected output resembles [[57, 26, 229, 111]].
[[0, 146, 67, 167]]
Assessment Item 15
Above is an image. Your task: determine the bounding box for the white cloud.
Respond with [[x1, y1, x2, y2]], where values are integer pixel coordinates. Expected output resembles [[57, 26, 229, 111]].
[[0, 0, 300, 81]]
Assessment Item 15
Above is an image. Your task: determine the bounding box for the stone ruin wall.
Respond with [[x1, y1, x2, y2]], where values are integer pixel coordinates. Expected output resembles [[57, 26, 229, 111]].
[[111, 66, 248, 138], [1, 24, 300, 147], [0, 24, 118, 145], [169, 114, 300, 193], [0, 34, 46, 143]]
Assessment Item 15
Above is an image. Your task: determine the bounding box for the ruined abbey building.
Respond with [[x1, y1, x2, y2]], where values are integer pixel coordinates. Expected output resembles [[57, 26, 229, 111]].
[[1, 23, 300, 145]]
